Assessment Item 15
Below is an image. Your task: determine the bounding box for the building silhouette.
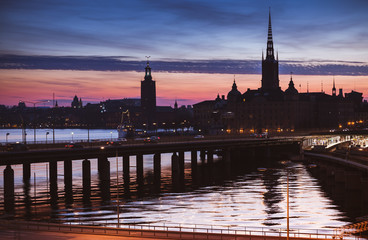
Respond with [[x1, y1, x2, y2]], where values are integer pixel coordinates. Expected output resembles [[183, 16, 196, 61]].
[[193, 10, 367, 134], [141, 59, 157, 128], [71, 95, 82, 109], [261, 11, 280, 92]]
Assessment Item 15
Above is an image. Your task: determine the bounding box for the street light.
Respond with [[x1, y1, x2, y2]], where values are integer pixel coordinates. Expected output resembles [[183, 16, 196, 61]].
[[258, 166, 292, 240], [110, 131, 113, 141], [6, 133, 10, 144], [71, 132, 74, 142], [23, 100, 50, 143], [46, 132, 49, 144]]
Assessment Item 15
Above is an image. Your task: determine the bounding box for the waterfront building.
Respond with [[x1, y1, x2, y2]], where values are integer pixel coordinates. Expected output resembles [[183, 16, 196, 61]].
[[71, 95, 83, 109], [193, 10, 366, 134]]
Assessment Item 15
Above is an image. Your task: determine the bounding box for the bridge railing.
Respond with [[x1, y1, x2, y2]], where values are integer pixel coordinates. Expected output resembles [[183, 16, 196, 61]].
[[1, 220, 363, 239]]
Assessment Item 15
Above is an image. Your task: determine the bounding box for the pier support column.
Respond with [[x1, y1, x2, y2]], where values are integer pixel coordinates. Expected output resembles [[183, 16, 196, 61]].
[[207, 149, 214, 182], [4, 165, 15, 213], [82, 159, 91, 203], [23, 162, 31, 184], [207, 149, 214, 165], [49, 161, 58, 205], [178, 151, 185, 181], [136, 154, 144, 187], [154, 153, 161, 188], [200, 150, 206, 164], [223, 148, 231, 177], [171, 152, 179, 186], [299, 143, 304, 161], [98, 156, 110, 202], [123, 154, 130, 194], [251, 148, 256, 161], [64, 159, 73, 204], [266, 146, 271, 159], [191, 150, 198, 181]]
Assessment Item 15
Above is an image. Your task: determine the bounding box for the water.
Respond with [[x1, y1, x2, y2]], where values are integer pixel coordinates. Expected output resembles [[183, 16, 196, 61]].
[[0, 129, 366, 233], [0, 128, 117, 143]]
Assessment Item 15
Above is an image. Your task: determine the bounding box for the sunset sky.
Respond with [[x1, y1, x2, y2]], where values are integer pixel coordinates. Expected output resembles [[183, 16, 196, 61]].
[[1, 0, 367, 107]]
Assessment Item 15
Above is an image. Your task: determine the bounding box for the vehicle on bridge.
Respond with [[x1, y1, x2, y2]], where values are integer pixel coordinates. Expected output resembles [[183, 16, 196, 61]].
[[106, 138, 127, 146], [6, 143, 28, 152], [144, 136, 160, 143], [65, 143, 83, 149]]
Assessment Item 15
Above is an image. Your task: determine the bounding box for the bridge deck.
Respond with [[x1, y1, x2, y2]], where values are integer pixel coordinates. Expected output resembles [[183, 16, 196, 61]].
[[0, 137, 301, 165]]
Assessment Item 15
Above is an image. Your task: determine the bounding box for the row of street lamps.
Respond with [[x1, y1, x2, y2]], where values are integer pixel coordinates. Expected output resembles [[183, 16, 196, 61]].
[[6, 131, 51, 144]]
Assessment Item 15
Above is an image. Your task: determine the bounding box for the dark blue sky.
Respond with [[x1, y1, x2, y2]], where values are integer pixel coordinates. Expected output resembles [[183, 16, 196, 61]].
[[1, 0, 368, 64]]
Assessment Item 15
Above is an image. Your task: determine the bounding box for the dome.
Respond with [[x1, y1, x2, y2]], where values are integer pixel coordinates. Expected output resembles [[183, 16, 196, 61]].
[[285, 78, 298, 95], [227, 80, 241, 102]]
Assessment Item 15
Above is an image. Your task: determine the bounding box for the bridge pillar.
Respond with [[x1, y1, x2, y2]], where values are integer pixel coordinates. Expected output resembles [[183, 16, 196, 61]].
[[171, 152, 180, 186], [154, 153, 161, 188], [223, 148, 231, 177], [266, 146, 271, 159], [82, 159, 91, 203], [299, 143, 304, 161], [200, 150, 206, 164], [178, 151, 185, 181], [98, 155, 108, 173], [23, 162, 31, 183], [207, 149, 214, 165], [23, 162, 31, 212], [136, 154, 144, 187], [49, 161, 58, 205], [64, 159, 73, 204], [99, 158, 110, 202], [4, 165, 15, 213], [191, 150, 198, 181], [123, 154, 130, 194], [251, 148, 256, 160]]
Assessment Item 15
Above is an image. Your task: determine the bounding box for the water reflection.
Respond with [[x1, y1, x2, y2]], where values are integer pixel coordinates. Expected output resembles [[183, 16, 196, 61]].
[[0, 153, 363, 231]]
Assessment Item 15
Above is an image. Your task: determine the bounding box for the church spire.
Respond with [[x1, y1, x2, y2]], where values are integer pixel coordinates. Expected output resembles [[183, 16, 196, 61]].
[[332, 76, 336, 96], [266, 8, 274, 60], [261, 8, 279, 91]]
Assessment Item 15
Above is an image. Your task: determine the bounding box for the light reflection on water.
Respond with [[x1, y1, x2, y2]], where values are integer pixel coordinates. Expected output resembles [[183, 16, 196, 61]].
[[0, 152, 355, 230]]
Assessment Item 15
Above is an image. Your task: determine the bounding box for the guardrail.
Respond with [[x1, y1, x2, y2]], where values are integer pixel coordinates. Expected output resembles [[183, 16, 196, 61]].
[[0, 220, 364, 239]]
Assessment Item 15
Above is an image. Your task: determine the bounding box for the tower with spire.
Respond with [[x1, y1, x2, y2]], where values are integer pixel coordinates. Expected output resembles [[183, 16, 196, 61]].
[[261, 9, 280, 92], [332, 77, 336, 96], [141, 57, 156, 126]]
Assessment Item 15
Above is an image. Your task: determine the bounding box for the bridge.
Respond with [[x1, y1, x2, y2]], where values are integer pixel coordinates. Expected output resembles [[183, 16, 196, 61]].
[[1, 137, 302, 214], [302, 134, 368, 151]]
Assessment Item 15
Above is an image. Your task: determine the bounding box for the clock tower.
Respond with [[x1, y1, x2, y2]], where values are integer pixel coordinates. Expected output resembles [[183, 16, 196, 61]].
[[141, 58, 156, 127]]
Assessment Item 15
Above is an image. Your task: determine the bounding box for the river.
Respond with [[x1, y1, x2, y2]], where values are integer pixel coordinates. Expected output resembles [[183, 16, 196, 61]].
[[0, 129, 367, 234]]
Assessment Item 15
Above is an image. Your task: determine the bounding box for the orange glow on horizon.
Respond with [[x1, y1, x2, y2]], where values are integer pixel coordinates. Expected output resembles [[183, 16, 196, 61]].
[[0, 69, 367, 107]]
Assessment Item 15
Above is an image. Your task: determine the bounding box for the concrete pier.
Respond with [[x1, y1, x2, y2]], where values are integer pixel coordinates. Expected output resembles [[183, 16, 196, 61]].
[[82, 159, 91, 202], [123, 154, 130, 194], [136, 154, 144, 187], [4, 165, 15, 213], [64, 159, 73, 204], [171, 152, 179, 186], [154, 153, 161, 188], [23, 162, 31, 183], [49, 161, 58, 205], [191, 150, 198, 181]]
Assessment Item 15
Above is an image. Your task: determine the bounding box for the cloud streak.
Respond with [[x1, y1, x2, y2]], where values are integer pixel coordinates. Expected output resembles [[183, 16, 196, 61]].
[[0, 55, 367, 76]]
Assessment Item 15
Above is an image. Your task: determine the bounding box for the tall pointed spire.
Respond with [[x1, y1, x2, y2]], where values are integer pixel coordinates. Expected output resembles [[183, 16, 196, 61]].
[[266, 8, 274, 60], [268, 8, 273, 41], [332, 76, 336, 96], [261, 8, 279, 91]]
